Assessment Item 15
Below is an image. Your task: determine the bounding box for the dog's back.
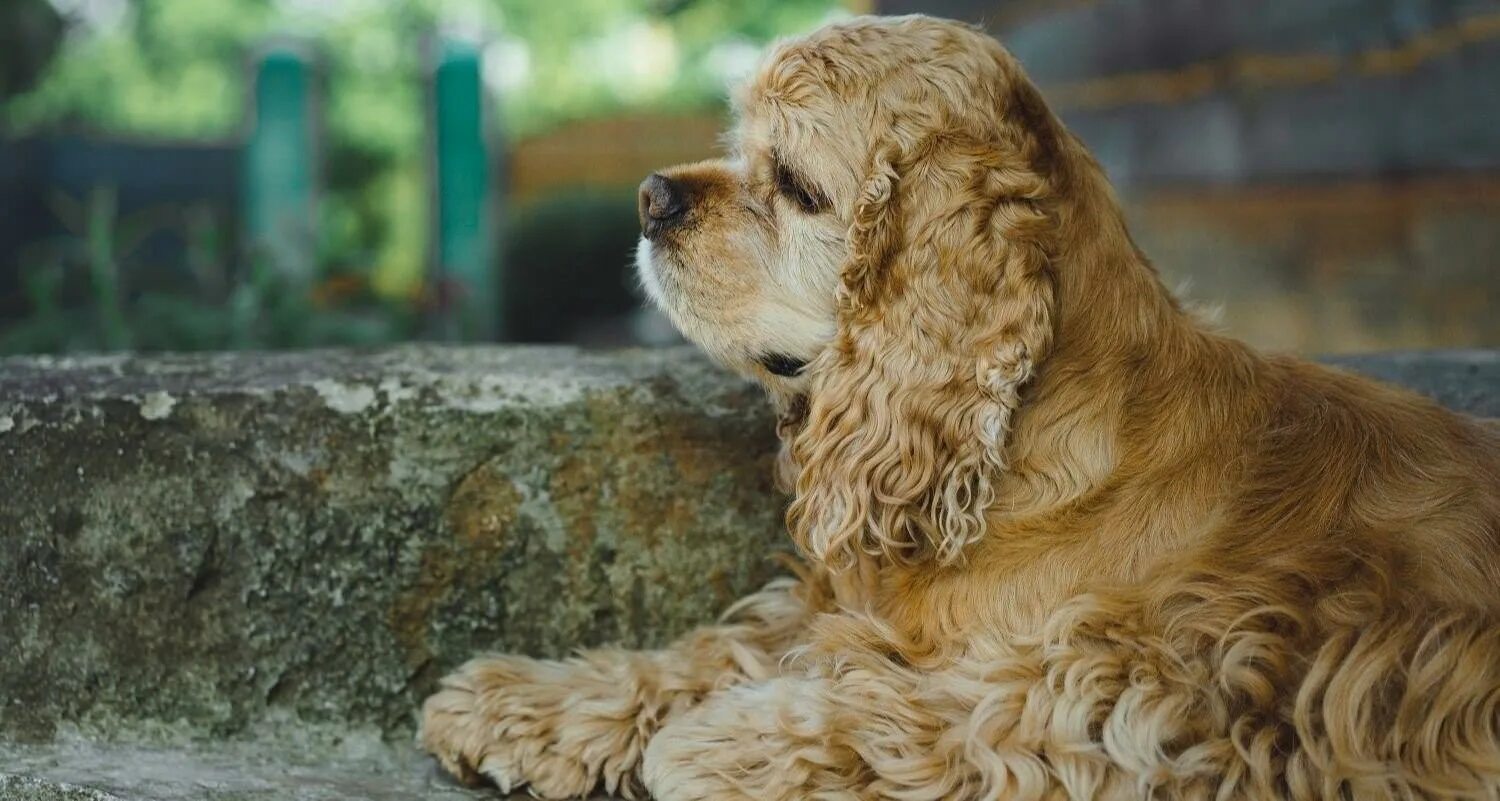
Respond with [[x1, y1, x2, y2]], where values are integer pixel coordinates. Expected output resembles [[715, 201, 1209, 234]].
[[1225, 353, 1500, 613], [1086, 347, 1500, 798]]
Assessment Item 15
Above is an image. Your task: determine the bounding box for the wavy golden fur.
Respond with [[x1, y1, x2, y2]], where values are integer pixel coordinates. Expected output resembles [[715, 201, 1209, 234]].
[[420, 15, 1500, 800]]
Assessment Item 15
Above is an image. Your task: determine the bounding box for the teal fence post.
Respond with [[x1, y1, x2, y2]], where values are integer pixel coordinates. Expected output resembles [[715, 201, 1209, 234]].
[[243, 43, 318, 284], [428, 37, 497, 340]]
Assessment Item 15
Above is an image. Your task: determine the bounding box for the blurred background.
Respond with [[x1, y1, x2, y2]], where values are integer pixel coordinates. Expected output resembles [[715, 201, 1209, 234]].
[[0, 0, 1495, 355]]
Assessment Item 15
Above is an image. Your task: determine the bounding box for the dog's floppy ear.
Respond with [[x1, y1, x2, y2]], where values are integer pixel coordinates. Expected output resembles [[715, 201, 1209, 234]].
[[785, 83, 1061, 570]]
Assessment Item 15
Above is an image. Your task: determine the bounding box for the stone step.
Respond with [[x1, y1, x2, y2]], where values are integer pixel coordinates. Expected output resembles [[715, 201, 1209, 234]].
[[0, 737, 489, 801], [0, 346, 783, 746]]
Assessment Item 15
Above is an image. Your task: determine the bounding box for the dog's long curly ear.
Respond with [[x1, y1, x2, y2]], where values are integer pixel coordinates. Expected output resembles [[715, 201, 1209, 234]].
[[786, 81, 1062, 570]]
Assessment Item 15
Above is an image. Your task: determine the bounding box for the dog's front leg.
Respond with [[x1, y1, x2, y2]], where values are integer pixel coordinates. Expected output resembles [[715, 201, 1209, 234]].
[[641, 665, 967, 801], [635, 608, 955, 801], [418, 576, 817, 799]]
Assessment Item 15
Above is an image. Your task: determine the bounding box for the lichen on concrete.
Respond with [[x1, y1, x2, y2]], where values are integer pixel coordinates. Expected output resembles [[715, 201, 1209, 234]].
[[135, 392, 177, 421]]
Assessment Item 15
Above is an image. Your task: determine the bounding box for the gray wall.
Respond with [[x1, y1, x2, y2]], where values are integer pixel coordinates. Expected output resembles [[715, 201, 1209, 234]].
[[876, 0, 1500, 352]]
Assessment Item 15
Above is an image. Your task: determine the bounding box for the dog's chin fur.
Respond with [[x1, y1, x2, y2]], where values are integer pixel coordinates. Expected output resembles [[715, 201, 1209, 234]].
[[423, 15, 1500, 800]]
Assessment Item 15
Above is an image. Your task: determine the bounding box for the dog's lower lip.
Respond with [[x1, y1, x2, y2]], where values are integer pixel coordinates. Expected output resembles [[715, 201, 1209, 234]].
[[760, 353, 808, 377]]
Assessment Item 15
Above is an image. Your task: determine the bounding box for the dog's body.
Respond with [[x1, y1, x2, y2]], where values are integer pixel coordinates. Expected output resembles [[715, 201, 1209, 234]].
[[422, 16, 1500, 800]]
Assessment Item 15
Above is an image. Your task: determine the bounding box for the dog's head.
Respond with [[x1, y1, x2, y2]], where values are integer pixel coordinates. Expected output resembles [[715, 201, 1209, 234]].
[[636, 15, 1069, 569]]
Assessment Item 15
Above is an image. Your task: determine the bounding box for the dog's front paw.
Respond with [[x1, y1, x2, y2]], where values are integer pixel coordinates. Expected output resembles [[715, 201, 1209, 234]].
[[642, 678, 850, 801], [420, 671, 536, 794], [419, 653, 653, 799]]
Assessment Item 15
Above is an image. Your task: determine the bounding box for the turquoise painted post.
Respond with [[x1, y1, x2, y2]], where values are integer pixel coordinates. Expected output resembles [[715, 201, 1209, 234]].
[[429, 38, 496, 340], [243, 44, 317, 284]]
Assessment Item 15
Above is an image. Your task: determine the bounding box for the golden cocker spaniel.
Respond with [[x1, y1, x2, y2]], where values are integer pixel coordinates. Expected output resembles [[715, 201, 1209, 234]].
[[421, 15, 1500, 800]]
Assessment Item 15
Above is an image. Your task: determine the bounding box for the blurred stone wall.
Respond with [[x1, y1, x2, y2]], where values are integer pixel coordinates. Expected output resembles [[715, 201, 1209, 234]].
[[876, 0, 1500, 352]]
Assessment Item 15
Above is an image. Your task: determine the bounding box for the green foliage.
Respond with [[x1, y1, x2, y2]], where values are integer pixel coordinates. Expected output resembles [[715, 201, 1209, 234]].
[[5, 0, 273, 137], [5, 0, 842, 140]]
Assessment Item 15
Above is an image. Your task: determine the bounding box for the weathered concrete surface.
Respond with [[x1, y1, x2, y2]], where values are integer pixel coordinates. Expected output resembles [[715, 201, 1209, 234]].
[[0, 737, 484, 801], [0, 346, 783, 745], [1324, 351, 1500, 419]]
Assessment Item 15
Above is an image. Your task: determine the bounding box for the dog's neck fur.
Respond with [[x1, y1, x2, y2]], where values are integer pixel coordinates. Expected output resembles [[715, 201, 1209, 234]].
[[998, 138, 1242, 518]]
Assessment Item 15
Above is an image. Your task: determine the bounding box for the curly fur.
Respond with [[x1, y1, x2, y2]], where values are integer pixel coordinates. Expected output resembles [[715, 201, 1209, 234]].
[[422, 14, 1500, 800]]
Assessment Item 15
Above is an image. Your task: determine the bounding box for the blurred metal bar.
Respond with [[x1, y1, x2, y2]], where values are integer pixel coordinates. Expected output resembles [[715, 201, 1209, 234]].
[[428, 37, 497, 341], [243, 43, 319, 283]]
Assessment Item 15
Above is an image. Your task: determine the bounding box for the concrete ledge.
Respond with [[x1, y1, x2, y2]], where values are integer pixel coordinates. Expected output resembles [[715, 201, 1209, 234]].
[[0, 346, 783, 744], [1322, 350, 1500, 419], [0, 738, 479, 801], [0, 347, 1495, 800]]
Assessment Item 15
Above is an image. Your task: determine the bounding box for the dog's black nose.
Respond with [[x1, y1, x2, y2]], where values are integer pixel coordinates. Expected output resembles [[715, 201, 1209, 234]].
[[638, 173, 687, 237]]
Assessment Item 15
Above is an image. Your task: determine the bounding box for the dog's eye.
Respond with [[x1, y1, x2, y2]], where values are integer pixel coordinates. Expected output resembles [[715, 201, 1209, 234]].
[[759, 353, 808, 377], [775, 162, 824, 214]]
